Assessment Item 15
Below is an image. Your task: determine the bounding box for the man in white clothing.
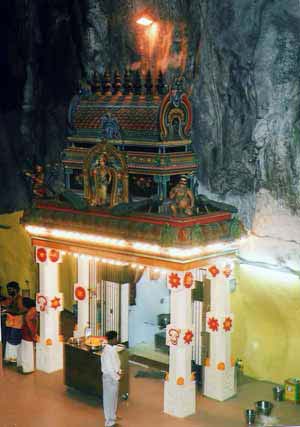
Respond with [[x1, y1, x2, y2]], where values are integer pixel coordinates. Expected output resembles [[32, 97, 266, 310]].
[[101, 330, 122, 427]]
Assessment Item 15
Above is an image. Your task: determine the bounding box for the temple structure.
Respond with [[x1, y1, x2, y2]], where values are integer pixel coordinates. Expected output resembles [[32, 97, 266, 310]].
[[23, 70, 245, 418]]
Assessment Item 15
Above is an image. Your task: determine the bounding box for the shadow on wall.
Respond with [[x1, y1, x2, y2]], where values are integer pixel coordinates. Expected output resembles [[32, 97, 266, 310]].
[[128, 271, 170, 348], [232, 263, 300, 384], [0, 211, 37, 297]]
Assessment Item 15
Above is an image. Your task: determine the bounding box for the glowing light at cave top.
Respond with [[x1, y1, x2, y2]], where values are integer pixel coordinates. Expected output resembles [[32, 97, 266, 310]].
[[136, 16, 153, 26]]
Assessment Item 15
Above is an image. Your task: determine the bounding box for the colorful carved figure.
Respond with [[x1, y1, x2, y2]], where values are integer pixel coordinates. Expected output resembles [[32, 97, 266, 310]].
[[92, 155, 112, 206], [25, 165, 46, 198], [169, 176, 195, 216], [84, 141, 129, 208]]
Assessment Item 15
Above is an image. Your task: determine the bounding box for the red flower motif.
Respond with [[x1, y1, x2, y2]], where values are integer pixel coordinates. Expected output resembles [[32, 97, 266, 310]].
[[223, 265, 232, 278], [223, 317, 233, 332], [169, 273, 181, 288], [51, 296, 61, 310], [36, 247, 47, 263], [49, 249, 60, 263], [75, 286, 86, 301], [183, 272, 194, 288], [183, 330, 194, 344], [208, 265, 220, 277], [208, 317, 219, 332]]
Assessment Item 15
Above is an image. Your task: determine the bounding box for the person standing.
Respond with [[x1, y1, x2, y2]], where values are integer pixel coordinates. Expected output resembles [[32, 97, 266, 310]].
[[17, 298, 37, 374], [101, 330, 122, 427], [2, 282, 24, 363]]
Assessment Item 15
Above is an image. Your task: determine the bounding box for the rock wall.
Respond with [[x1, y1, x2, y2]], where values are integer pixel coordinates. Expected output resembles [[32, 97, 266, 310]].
[[1, 0, 300, 218]]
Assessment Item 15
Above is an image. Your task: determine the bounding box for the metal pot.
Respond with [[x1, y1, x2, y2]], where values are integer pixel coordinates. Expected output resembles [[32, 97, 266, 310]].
[[255, 400, 273, 416], [245, 409, 256, 425], [273, 385, 284, 401]]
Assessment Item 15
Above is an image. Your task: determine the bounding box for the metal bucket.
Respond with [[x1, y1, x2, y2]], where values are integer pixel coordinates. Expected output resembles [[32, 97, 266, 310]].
[[255, 400, 273, 416], [245, 409, 256, 425], [273, 385, 284, 401]]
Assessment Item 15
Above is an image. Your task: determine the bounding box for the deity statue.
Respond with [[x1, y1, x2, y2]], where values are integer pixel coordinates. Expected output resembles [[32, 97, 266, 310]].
[[25, 165, 46, 198], [169, 176, 195, 216], [92, 154, 112, 206]]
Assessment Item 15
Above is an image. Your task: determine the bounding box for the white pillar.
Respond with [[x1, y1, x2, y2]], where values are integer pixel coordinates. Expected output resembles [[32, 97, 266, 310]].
[[36, 248, 63, 373], [74, 256, 90, 338], [164, 271, 196, 418], [203, 261, 236, 401]]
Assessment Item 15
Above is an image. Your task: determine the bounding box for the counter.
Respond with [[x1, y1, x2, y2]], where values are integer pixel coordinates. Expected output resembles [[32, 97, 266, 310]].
[[64, 342, 129, 399]]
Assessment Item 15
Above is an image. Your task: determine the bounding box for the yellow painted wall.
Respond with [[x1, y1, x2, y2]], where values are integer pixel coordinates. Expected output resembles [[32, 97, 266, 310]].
[[0, 212, 76, 311], [0, 212, 37, 297], [232, 263, 300, 384]]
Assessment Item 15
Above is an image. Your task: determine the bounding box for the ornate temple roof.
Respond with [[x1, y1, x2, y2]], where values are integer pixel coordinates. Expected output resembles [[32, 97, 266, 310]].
[[71, 95, 162, 142]]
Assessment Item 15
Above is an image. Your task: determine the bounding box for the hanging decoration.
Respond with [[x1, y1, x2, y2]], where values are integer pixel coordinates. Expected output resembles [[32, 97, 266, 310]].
[[167, 271, 196, 291], [222, 264, 232, 278], [217, 362, 225, 371], [36, 294, 48, 312], [176, 377, 185, 385], [49, 248, 60, 263], [208, 316, 219, 332], [223, 317, 233, 332], [36, 247, 47, 263], [183, 272, 194, 288], [208, 265, 220, 277], [74, 284, 87, 301], [36, 247, 61, 263], [166, 325, 181, 346], [168, 272, 181, 289], [183, 329, 194, 345], [50, 294, 63, 311]]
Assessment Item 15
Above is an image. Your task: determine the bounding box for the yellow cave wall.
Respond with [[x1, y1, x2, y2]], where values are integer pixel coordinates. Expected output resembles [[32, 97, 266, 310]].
[[232, 263, 300, 384], [0, 212, 37, 296], [0, 212, 76, 312]]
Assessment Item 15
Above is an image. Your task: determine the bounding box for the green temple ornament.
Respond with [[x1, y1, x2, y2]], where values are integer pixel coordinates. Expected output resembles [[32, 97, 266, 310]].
[[160, 224, 177, 246], [191, 224, 205, 244], [229, 217, 242, 239]]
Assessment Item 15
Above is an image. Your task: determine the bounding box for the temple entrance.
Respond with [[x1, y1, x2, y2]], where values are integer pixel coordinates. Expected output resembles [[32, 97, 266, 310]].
[[128, 270, 170, 366]]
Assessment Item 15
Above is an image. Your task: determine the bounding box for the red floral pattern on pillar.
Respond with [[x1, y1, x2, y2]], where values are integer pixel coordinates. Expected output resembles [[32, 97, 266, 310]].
[[183, 330, 194, 344], [183, 272, 194, 288], [208, 317, 219, 332], [75, 286, 86, 301], [49, 249, 60, 262], [169, 273, 181, 288], [51, 296, 61, 310], [36, 247, 47, 263], [223, 317, 233, 332], [208, 265, 220, 277]]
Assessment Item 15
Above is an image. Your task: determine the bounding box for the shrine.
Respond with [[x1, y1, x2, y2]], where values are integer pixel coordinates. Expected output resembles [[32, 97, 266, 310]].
[[22, 70, 245, 418]]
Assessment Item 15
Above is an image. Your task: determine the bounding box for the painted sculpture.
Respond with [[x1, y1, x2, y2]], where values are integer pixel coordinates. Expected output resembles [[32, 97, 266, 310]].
[[169, 176, 195, 216], [83, 142, 128, 208], [92, 154, 112, 206]]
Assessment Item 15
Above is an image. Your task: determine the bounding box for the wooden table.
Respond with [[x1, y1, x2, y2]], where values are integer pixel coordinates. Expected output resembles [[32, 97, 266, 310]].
[[64, 342, 129, 399]]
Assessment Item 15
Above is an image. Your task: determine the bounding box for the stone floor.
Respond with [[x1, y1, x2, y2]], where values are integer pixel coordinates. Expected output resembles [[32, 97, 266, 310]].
[[129, 343, 169, 364], [0, 364, 299, 427]]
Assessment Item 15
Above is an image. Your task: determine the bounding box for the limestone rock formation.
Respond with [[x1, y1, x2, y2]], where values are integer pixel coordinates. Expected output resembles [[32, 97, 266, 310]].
[[0, 0, 300, 222]]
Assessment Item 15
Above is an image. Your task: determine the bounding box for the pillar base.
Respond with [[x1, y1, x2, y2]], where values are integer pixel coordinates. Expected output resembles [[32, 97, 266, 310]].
[[203, 366, 236, 401], [164, 381, 196, 418], [36, 341, 63, 373]]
